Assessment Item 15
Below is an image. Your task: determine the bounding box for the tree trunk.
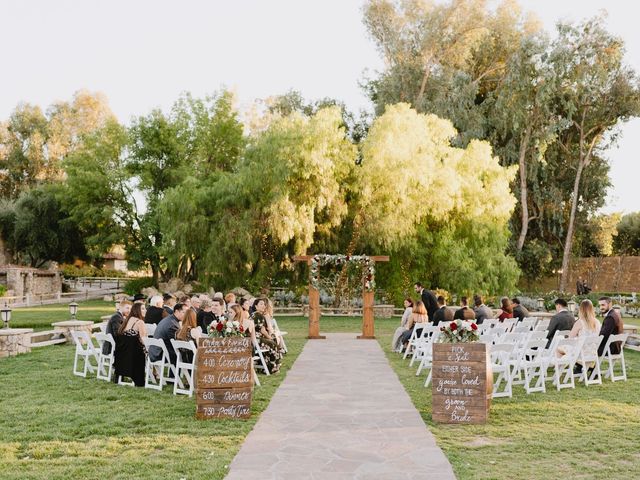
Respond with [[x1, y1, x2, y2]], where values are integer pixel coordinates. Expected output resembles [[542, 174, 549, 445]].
[[559, 160, 586, 292], [516, 126, 533, 252]]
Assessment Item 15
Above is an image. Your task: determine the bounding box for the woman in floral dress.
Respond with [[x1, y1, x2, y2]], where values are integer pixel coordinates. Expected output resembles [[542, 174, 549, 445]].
[[251, 298, 284, 374]]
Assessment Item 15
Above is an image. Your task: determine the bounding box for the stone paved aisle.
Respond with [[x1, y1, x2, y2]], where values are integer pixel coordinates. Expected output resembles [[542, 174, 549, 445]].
[[225, 333, 456, 480]]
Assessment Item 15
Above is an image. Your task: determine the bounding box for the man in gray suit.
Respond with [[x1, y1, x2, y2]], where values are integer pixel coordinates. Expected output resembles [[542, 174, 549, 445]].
[[473, 295, 493, 325], [149, 302, 187, 365], [546, 298, 575, 348]]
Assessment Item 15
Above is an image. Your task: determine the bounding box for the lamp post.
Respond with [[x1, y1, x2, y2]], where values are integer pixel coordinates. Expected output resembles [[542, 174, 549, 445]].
[[69, 301, 79, 320], [568, 300, 576, 315], [536, 298, 545, 311], [1, 303, 11, 329]]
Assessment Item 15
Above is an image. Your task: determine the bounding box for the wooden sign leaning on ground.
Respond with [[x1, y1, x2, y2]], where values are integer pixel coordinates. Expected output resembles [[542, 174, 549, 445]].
[[431, 342, 492, 424], [195, 337, 253, 420]]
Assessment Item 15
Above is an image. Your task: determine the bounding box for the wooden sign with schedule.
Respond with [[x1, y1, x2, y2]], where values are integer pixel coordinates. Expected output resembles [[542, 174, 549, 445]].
[[431, 342, 492, 424], [196, 337, 253, 420]]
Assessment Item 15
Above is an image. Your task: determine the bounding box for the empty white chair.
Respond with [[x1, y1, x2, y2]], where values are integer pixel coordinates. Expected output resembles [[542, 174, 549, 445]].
[[520, 318, 537, 330], [535, 318, 551, 331], [484, 318, 499, 328], [529, 330, 548, 342], [479, 332, 494, 344], [171, 339, 197, 396], [98, 323, 107, 334], [143, 337, 179, 391], [145, 323, 157, 337], [95, 332, 115, 381], [599, 333, 629, 382], [491, 343, 515, 398], [71, 330, 100, 377], [271, 317, 288, 353], [513, 325, 531, 334], [521, 339, 549, 394], [501, 318, 517, 333], [410, 325, 438, 367]]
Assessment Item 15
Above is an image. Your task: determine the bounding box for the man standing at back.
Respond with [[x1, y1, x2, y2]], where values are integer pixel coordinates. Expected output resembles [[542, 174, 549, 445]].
[[414, 282, 438, 322], [150, 303, 187, 365], [546, 298, 575, 348]]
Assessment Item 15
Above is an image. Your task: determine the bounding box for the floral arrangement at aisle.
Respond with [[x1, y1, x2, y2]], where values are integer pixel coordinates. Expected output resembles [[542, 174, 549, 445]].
[[309, 254, 375, 292], [207, 316, 245, 337], [438, 320, 479, 343]]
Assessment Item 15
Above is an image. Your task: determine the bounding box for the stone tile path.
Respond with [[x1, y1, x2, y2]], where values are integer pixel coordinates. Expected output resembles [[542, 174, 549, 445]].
[[225, 333, 456, 480]]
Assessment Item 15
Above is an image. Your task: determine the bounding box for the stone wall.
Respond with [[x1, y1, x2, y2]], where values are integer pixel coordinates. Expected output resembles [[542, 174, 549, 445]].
[[0, 267, 62, 297], [535, 256, 640, 293]]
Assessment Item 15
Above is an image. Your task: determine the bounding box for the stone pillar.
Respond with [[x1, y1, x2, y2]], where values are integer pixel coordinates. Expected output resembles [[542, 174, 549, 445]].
[[51, 320, 94, 344], [0, 328, 33, 358]]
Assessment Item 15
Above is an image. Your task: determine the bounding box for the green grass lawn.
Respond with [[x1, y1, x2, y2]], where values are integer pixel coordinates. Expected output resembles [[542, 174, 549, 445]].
[[1, 315, 639, 479], [8, 300, 116, 332]]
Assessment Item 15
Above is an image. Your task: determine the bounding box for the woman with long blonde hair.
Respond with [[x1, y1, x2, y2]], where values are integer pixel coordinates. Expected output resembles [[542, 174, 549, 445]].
[[570, 299, 601, 337]]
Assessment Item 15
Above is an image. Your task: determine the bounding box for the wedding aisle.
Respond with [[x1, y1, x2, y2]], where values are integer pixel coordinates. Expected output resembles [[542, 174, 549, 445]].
[[225, 333, 455, 479]]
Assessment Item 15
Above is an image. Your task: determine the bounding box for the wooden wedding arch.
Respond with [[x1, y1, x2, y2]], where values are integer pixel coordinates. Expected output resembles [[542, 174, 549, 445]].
[[293, 254, 389, 339]]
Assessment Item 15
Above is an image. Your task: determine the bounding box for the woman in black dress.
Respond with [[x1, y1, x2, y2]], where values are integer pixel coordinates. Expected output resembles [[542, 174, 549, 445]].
[[114, 303, 148, 386], [251, 298, 284, 374]]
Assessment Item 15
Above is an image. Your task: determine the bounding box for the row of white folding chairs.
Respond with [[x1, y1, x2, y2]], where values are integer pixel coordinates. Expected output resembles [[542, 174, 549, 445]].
[[491, 331, 629, 397], [71, 330, 268, 394], [98, 322, 157, 337]]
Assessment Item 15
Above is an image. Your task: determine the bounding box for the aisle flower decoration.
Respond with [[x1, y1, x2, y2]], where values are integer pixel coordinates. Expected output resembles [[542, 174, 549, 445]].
[[309, 254, 375, 292], [438, 319, 479, 343], [208, 316, 245, 337]]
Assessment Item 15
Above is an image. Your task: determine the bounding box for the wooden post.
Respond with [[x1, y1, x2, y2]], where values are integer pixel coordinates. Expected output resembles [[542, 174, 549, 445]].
[[308, 285, 325, 339], [358, 288, 375, 339]]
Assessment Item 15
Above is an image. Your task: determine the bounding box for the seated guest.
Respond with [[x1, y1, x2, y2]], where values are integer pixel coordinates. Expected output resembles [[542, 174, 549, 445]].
[[240, 297, 252, 314], [150, 303, 187, 365], [114, 303, 148, 387], [163, 293, 176, 317], [251, 298, 284, 374], [392, 298, 414, 352], [432, 296, 447, 327], [512, 297, 530, 322], [231, 304, 253, 337], [473, 295, 493, 325], [132, 293, 146, 304], [497, 297, 514, 322], [399, 301, 429, 350], [546, 298, 575, 348], [597, 296, 624, 357], [225, 292, 237, 311], [213, 291, 225, 311], [454, 296, 476, 320], [178, 294, 191, 309], [570, 299, 601, 338], [264, 298, 285, 350], [105, 300, 132, 354], [144, 295, 165, 325], [190, 295, 201, 314], [197, 298, 215, 333], [175, 308, 202, 363]]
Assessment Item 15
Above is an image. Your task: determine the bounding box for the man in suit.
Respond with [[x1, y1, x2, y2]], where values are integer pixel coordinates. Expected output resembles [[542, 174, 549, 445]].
[[144, 295, 165, 325], [104, 299, 132, 354], [473, 295, 493, 325], [454, 296, 476, 320], [414, 282, 438, 322], [163, 293, 176, 316], [546, 298, 575, 348], [597, 296, 623, 356], [511, 297, 530, 322], [432, 296, 447, 326], [150, 302, 187, 365]]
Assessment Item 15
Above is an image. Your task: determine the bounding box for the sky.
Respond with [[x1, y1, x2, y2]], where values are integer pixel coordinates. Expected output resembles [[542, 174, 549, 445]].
[[0, 0, 638, 214]]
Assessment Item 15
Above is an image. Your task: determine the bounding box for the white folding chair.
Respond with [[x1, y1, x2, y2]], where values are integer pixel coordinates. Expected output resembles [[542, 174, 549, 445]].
[[170, 339, 197, 396], [599, 333, 629, 382], [71, 330, 100, 377], [145, 323, 157, 337], [415, 331, 440, 384], [501, 318, 517, 333], [535, 318, 551, 331], [252, 337, 271, 376], [577, 335, 603, 386], [529, 330, 548, 342], [143, 338, 179, 391], [513, 325, 531, 334], [491, 343, 514, 398], [95, 333, 115, 382], [521, 339, 549, 394], [98, 323, 107, 334], [271, 317, 288, 353], [403, 322, 428, 359], [520, 318, 537, 330], [479, 332, 494, 344], [549, 337, 585, 391], [410, 325, 438, 367], [484, 318, 499, 328]]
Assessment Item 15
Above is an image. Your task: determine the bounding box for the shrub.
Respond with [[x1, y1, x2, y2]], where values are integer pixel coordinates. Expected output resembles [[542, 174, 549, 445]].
[[0, 285, 6, 297], [59, 263, 126, 279], [124, 277, 155, 296]]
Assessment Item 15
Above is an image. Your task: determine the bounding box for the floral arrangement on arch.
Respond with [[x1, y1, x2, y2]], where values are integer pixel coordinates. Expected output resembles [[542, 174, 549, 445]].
[[309, 254, 375, 292], [207, 316, 245, 337], [438, 320, 479, 343]]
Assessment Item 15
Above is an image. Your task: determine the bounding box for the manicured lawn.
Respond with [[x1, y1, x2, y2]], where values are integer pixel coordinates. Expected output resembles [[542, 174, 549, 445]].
[[2, 314, 638, 479], [7, 300, 116, 332]]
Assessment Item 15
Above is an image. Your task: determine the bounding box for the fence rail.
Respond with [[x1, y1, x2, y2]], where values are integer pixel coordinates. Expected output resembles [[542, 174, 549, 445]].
[[63, 276, 134, 290], [0, 288, 122, 308]]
